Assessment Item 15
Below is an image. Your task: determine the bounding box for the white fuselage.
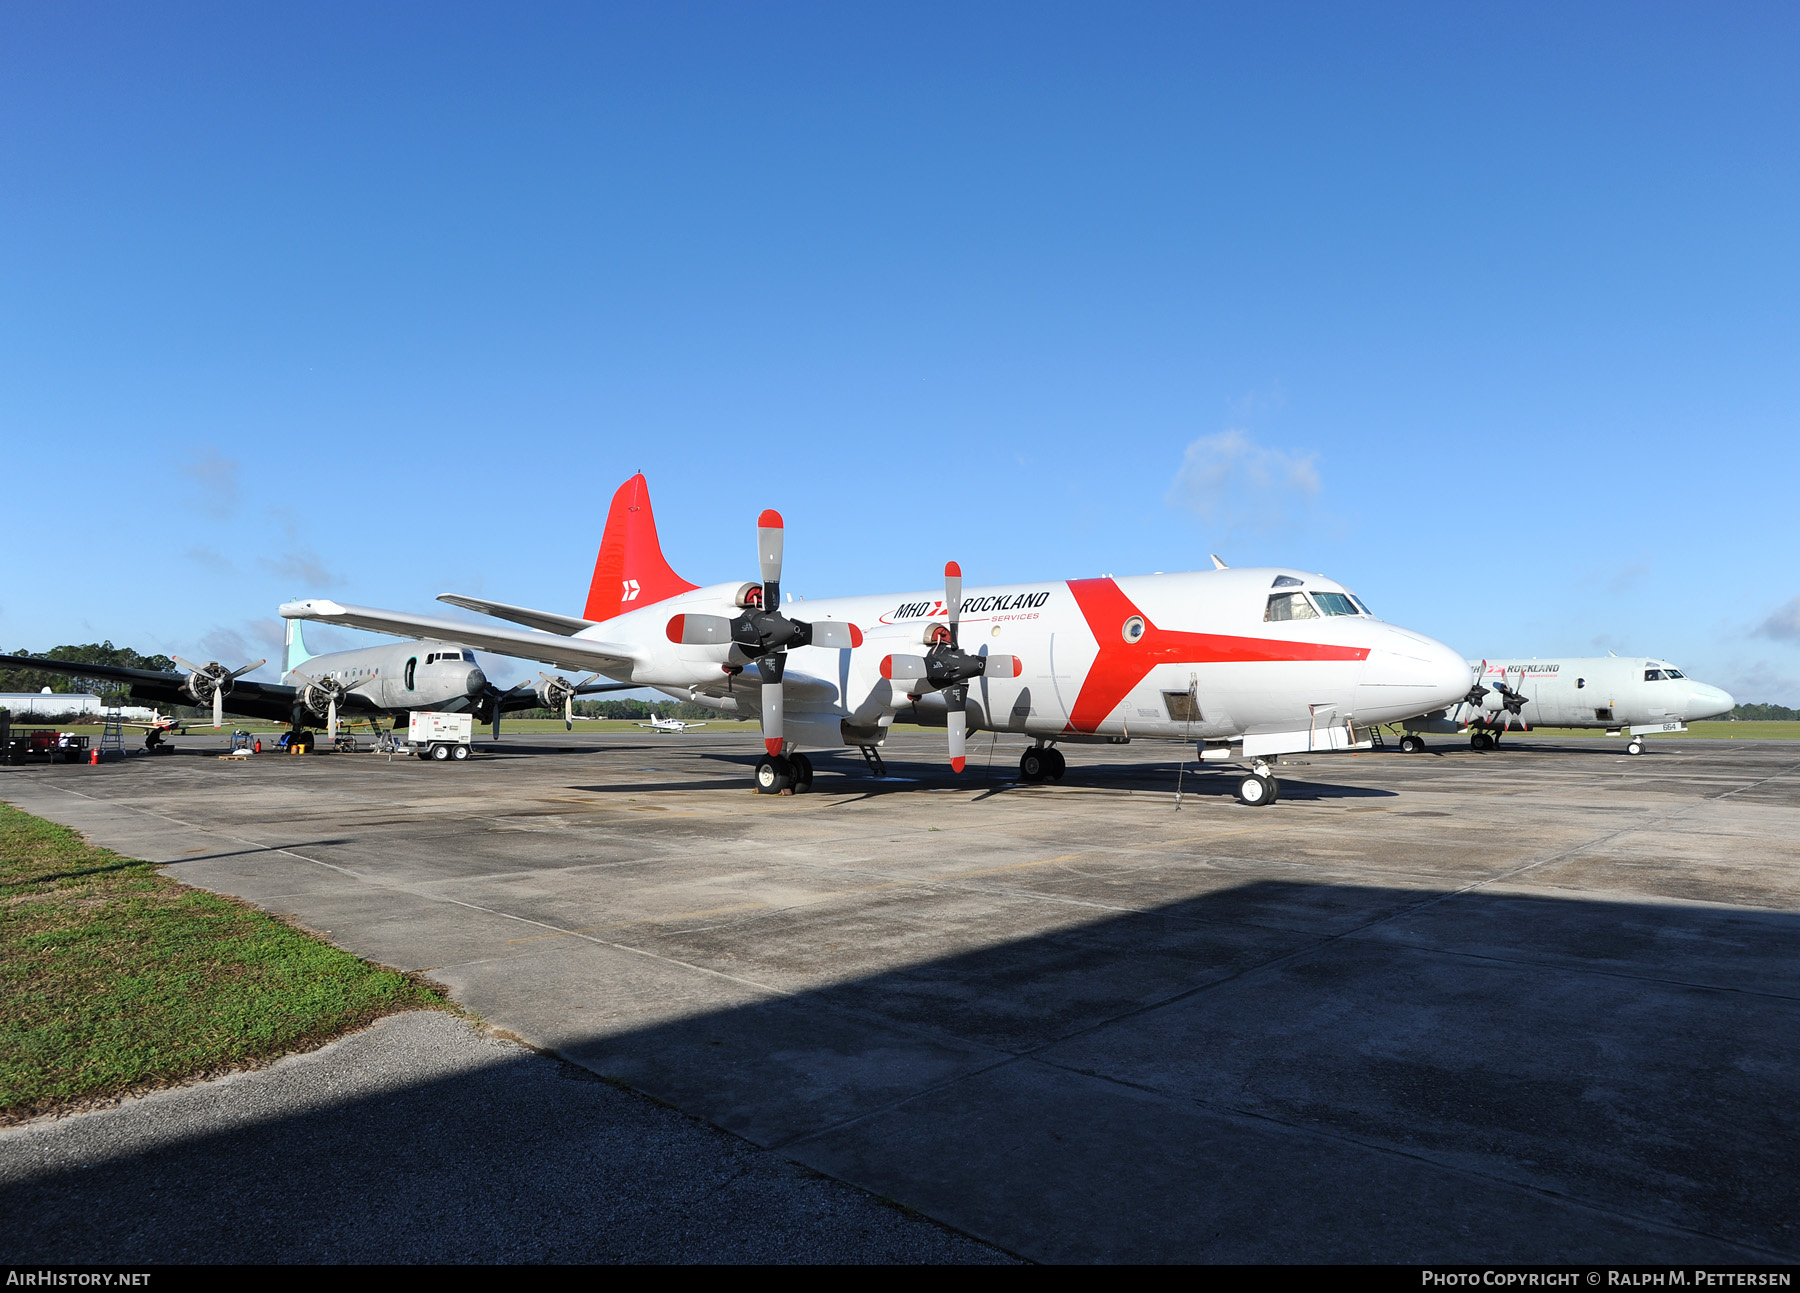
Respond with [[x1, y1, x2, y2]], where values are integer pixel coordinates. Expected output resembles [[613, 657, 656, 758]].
[[1438, 657, 1734, 731], [582, 567, 1473, 752]]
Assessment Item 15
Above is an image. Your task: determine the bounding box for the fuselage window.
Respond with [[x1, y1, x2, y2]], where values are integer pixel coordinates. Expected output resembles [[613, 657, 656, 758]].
[[1312, 592, 1359, 616], [1576, 678, 1586, 689], [1265, 592, 1319, 621]]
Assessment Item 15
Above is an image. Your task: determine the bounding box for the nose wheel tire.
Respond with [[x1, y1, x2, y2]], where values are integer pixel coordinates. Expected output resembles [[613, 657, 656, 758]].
[[1627, 739, 1644, 756], [1399, 734, 1425, 754], [754, 755, 795, 794], [1236, 773, 1277, 806]]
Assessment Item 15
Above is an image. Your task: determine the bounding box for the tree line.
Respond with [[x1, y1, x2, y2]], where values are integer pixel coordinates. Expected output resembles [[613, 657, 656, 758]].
[[0, 643, 176, 704]]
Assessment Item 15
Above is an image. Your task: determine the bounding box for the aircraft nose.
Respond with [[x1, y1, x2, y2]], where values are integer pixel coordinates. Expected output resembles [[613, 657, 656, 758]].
[[465, 667, 487, 695], [1354, 629, 1474, 723], [1689, 683, 1734, 720]]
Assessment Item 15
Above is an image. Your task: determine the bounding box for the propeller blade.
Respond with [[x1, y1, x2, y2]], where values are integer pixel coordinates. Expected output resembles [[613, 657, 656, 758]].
[[327, 695, 338, 742], [761, 679, 784, 757], [948, 707, 967, 773], [757, 509, 784, 602], [227, 659, 267, 680], [981, 654, 1021, 679], [881, 655, 928, 681], [173, 655, 208, 676], [944, 561, 962, 646], [494, 706, 502, 740], [665, 613, 734, 645], [213, 686, 223, 730], [563, 692, 573, 731], [806, 620, 860, 650]]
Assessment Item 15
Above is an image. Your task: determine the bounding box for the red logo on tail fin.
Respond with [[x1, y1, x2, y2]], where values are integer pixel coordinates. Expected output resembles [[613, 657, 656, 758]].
[[584, 474, 698, 621]]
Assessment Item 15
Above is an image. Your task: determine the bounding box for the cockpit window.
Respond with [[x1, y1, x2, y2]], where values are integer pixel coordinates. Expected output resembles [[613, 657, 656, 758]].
[[440, 651, 462, 661], [1664, 668, 1684, 678], [1644, 669, 1666, 681], [1271, 575, 1304, 589], [1265, 592, 1319, 621], [1350, 594, 1374, 616], [1312, 592, 1360, 616]]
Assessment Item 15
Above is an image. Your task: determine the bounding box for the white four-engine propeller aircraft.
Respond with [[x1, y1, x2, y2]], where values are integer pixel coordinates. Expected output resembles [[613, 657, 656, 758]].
[[1394, 656, 1734, 756], [0, 619, 632, 750], [281, 474, 1470, 806]]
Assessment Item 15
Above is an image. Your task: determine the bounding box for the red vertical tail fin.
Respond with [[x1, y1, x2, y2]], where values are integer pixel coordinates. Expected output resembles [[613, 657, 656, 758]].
[[584, 474, 698, 621]]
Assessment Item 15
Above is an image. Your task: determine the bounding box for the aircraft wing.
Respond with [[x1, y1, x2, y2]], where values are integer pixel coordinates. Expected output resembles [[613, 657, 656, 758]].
[[280, 601, 640, 677], [436, 595, 596, 637], [0, 654, 303, 724]]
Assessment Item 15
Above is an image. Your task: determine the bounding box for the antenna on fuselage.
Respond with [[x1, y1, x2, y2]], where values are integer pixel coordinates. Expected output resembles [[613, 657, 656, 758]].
[[1210, 554, 1228, 570]]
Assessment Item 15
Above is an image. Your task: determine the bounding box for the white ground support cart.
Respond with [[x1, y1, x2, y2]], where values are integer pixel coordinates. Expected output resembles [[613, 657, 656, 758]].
[[408, 711, 474, 762]]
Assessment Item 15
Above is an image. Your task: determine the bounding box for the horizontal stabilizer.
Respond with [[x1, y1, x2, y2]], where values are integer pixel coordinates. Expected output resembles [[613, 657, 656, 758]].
[[438, 595, 595, 637]]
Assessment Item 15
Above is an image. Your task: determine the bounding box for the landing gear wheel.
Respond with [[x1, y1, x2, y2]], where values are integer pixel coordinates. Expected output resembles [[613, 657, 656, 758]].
[[791, 752, 814, 791], [1399, 734, 1425, 754], [1471, 732, 1492, 752], [1019, 748, 1048, 783], [754, 755, 794, 794], [450, 743, 471, 761], [430, 742, 452, 761], [1044, 747, 1066, 779], [1236, 773, 1275, 806], [1627, 739, 1644, 756]]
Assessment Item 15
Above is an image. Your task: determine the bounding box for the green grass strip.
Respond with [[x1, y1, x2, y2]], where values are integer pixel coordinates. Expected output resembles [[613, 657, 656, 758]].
[[0, 801, 443, 1122]]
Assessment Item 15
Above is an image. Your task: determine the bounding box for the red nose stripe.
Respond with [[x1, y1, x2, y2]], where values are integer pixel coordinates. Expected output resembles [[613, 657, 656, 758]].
[[1063, 577, 1369, 733]]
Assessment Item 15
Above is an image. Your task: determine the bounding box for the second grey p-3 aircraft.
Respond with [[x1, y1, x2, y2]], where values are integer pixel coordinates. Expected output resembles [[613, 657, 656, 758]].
[[0, 618, 632, 750]]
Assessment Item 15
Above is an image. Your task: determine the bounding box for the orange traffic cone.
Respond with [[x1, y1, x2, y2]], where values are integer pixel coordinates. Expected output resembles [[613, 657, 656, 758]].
[[89, 748, 99, 765]]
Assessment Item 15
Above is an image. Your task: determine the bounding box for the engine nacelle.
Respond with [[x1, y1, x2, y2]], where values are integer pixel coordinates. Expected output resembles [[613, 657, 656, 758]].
[[536, 675, 577, 711], [182, 663, 231, 705]]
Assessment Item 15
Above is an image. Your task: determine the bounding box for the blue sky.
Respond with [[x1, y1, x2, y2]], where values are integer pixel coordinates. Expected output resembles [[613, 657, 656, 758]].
[[5, 3, 1798, 701]]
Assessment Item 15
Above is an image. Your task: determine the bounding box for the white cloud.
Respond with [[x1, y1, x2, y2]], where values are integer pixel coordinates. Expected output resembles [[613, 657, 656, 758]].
[[1753, 596, 1800, 642], [1716, 659, 1800, 708], [1167, 429, 1321, 533]]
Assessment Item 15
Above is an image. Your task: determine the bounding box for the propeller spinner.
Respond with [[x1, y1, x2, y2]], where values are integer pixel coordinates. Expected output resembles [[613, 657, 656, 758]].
[[879, 562, 1021, 773]]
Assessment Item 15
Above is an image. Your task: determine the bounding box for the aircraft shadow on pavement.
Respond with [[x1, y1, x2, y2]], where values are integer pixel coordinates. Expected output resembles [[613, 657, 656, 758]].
[[6, 880, 1796, 1263]]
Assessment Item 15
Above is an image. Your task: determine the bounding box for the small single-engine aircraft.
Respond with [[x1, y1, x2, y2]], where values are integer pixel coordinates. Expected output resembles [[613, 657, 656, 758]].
[[0, 619, 631, 751], [281, 474, 1470, 805], [638, 714, 707, 733], [1395, 656, 1735, 755]]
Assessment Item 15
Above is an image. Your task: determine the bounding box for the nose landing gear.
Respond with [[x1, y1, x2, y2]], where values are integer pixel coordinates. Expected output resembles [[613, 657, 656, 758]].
[[1234, 759, 1280, 806]]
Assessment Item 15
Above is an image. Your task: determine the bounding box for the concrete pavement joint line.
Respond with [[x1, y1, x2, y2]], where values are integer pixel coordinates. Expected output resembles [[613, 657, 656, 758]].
[[7, 777, 810, 1004], [1020, 1056, 1790, 1262], [777, 772, 1775, 1160], [1354, 938, 1800, 1005]]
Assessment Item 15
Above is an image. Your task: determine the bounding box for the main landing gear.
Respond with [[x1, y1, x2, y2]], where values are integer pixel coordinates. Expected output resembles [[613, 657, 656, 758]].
[[1470, 731, 1498, 752], [1017, 745, 1066, 783], [1235, 759, 1280, 806], [754, 752, 814, 794], [1398, 733, 1427, 754]]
